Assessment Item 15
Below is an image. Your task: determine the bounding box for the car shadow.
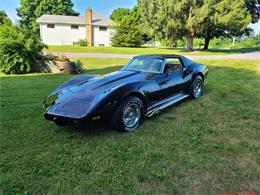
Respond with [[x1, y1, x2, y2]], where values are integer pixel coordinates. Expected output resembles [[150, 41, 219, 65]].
[[59, 120, 118, 137]]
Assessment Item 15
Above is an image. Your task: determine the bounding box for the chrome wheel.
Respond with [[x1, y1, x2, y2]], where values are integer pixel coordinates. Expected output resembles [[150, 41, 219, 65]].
[[122, 103, 141, 129], [193, 80, 202, 98]]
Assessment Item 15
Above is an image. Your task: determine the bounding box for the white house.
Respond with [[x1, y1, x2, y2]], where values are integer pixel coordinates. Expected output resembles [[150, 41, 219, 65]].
[[36, 8, 114, 46]]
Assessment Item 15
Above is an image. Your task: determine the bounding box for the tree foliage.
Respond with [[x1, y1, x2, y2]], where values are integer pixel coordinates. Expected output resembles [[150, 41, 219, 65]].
[[138, 0, 206, 51], [0, 10, 10, 25], [111, 16, 143, 47], [0, 22, 45, 74], [245, 0, 260, 23], [198, 0, 251, 49], [110, 8, 131, 22], [110, 6, 152, 46], [17, 0, 79, 32]]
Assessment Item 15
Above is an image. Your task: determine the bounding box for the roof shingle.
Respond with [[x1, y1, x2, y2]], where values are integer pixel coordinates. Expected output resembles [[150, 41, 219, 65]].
[[36, 13, 113, 26]]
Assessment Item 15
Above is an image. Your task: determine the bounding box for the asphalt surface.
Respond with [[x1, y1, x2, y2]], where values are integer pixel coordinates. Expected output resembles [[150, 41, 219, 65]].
[[46, 51, 260, 60]]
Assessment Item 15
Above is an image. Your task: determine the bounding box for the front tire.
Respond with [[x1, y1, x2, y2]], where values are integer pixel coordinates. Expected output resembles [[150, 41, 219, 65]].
[[111, 96, 144, 132], [190, 75, 203, 99]]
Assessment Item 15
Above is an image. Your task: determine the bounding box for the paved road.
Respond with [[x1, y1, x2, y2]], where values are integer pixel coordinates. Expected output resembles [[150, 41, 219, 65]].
[[46, 51, 260, 60]]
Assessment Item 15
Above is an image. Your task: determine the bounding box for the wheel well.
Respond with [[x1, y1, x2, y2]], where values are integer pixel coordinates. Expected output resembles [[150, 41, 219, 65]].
[[195, 72, 204, 82], [127, 92, 147, 111]]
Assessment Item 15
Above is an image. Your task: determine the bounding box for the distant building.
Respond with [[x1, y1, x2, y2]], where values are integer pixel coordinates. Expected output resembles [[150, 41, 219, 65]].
[[37, 8, 114, 46]]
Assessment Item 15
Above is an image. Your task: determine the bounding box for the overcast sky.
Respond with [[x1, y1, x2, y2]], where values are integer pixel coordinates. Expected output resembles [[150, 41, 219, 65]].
[[1, 0, 259, 34]]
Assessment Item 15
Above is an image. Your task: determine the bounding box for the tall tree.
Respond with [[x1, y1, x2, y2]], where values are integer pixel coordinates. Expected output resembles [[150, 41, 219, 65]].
[[216, 0, 251, 38], [138, 0, 206, 51], [198, 0, 251, 50], [17, 0, 79, 32]]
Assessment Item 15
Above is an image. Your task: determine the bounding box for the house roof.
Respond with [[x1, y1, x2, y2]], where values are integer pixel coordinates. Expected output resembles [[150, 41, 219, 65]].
[[36, 13, 113, 26]]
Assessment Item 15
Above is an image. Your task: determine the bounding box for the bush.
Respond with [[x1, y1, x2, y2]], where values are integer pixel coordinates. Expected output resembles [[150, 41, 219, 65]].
[[0, 22, 45, 74], [70, 59, 83, 74], [77, 39, 88, 46]]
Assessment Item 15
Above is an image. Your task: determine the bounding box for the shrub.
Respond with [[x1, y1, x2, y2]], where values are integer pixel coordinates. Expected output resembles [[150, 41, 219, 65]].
[[77, 39, 88, 46], [70, 59, 83, 74], [0, 22, 45, 74]]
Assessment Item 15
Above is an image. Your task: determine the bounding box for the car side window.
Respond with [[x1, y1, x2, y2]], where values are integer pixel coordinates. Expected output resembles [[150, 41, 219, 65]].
[[164, 58, 183, 74]]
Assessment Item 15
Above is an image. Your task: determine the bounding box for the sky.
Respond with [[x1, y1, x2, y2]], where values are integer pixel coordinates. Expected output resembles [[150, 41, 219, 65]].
[[0, 0, 136, 20], [1, 0, 260, 34]]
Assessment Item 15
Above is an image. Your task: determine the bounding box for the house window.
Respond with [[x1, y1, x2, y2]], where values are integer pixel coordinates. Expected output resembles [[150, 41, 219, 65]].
[[71, 25, 79, 29], [99, 26, 107, 31], [47, 24, 55, 29]]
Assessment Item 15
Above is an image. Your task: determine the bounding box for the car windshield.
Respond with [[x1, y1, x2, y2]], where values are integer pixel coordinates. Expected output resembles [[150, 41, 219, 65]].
[[123, 58, 164, 73]]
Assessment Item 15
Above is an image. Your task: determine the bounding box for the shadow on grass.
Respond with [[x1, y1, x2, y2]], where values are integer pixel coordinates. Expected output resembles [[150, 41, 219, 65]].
[[60, 120, 116, 137]]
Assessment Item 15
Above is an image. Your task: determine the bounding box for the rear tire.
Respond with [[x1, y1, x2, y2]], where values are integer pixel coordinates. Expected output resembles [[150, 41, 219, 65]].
[[111, 96, 144, 132], [190, 75, 203, 99]]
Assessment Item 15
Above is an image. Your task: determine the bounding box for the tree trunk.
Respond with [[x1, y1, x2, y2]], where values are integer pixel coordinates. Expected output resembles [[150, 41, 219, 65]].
[[186, 32, 193, 51], [232, 37, 236, 47], [170, 34, 177, 48], [203, 36, 210, 50], [171, 39, 177, 48]]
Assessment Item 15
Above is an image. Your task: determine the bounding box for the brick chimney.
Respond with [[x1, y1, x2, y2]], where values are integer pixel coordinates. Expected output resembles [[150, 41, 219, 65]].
[[86, 8, 93, 46]]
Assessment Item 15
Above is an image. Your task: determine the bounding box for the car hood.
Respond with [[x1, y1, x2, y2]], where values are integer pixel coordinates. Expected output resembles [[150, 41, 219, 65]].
[[44, 70, 150, 119]]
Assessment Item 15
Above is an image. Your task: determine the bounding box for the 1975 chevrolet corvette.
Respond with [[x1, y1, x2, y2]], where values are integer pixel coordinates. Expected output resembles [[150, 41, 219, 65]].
[[43, 55, 208, 132]]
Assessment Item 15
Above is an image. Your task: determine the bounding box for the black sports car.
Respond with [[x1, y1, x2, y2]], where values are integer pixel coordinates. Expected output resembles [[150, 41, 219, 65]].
[[43, 55, 208, 132]]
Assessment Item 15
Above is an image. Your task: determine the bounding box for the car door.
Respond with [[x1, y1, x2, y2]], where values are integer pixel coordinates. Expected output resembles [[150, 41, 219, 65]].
[[163, 57, 191, 97], [152, 73, 172, 100]]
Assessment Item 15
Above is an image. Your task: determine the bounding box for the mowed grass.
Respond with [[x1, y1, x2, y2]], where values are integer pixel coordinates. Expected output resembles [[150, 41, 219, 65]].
[[44, 45, 250, 55], [0, 59, 260, 194]]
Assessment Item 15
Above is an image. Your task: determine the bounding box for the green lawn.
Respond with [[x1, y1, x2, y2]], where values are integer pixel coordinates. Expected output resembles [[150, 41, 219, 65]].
[[0, 59, 260, 194], [44, 45, 259, 55]]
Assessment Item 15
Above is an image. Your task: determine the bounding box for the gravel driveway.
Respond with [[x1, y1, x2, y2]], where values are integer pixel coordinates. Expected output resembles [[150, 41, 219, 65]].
[[46, 51, 260, 60]]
